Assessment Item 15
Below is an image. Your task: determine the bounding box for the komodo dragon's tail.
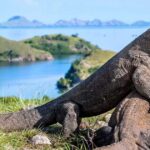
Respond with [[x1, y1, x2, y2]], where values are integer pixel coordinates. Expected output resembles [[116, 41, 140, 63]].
[[0, 101, 56, 131]]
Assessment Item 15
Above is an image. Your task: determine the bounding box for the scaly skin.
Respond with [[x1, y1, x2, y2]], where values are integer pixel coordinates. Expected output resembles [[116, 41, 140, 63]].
[[94, 91, 150, 150], [0, 29, 150, 137]]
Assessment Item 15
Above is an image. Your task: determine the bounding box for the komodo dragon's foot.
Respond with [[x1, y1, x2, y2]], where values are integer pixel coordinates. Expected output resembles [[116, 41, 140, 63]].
[[93, 91, 150, 150], [56, 102, 81, 137]]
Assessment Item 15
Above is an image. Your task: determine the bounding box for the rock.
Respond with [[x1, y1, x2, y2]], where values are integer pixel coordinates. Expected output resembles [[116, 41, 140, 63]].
[[79, 121, 90, 129], [30, 134, 51, 145], [104, 114, 112, 123], [22, 105, 37, 111], [96, 121, 108, 127], [94, 126, 113, 147]]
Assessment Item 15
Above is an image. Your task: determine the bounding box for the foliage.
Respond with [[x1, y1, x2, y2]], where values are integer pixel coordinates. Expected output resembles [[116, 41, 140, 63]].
[[57, 78, 72, 89], [0, 36, 52, 62], [57, 50, 116, 90], [71, 33, 79, 37], [24, 34, 98, 56]]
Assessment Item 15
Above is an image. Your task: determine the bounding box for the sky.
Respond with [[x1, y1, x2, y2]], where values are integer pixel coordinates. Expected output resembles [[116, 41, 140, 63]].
[[0, 0, 150, 23]]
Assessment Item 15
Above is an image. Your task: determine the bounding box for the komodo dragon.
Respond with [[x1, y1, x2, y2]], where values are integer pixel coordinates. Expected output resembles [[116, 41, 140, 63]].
[[94, 91, 150, 150], [0, 29, 150, 140]]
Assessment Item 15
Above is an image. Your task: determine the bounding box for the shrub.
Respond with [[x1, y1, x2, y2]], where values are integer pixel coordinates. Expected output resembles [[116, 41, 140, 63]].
[[75, 42, 84, 49], [57, 78, 71, 89], [52, 34, 69, 41], [71, 33, 78, 37]]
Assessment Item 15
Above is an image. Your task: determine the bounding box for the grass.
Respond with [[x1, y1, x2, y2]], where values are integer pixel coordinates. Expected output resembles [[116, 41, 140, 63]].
[[0, 97, 113, 150], [71, 49, 116, 80], [0, 36, 52, 62], [0, 34, 103, 62], [57, 49, 116, 90]]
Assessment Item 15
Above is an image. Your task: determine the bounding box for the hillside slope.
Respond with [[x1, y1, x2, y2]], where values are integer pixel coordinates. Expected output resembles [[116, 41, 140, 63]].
[[24, 34, 99, 55], [0, 36, 52, 62], [57, 50, 116, 90]]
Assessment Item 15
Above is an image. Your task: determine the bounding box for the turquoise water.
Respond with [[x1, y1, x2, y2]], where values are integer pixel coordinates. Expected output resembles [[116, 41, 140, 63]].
[[0, 27, 149, 98], [0, 55, 81, 98]]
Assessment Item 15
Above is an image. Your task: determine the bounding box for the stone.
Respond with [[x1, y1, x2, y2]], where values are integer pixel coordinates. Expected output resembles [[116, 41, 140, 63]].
[[22, 105, 37, 110], [104, 114, 112, 123], [30, 134, 51, 145], [96, 121, 108, 127], [79, 121, 90, 129]]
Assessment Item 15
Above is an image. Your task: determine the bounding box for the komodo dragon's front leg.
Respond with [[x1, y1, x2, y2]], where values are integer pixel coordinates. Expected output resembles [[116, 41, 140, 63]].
[[94, 91, 150, 150], [56, 102, 81, 137], [57, 64, 150, 138], [133, 65, 150, 100]]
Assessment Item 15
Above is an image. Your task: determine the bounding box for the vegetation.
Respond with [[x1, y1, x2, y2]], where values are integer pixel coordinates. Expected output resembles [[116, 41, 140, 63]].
[[24, 34, 99, 56], [0, 34, 115, 149], [0, 96, 113, 150], [0, 34, 103, 62], [57, 50, 116, 90], [0, 36, 52, 62]]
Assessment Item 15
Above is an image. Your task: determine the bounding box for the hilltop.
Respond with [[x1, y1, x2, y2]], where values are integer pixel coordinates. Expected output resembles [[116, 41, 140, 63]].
[[0, 36, 52, 62], [24, 34, 98, 55], [0, 34, 103, 62], [57, 49, 116, 90]]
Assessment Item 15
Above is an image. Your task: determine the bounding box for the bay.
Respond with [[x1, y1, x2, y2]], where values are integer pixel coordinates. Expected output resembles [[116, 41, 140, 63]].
[[0, 55, 81, 98], [0, 27, 149, 98]]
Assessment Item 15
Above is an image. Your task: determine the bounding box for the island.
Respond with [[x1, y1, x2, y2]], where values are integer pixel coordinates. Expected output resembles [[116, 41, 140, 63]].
[[0, 34, 99, 62], [24, 34, 98, 55], [0, 36, 53, 62], [57, 49, 116, 90]]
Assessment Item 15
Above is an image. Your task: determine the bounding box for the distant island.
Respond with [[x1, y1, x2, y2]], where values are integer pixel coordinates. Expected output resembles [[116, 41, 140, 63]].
[[0, 34, 98, 62], [1, 16, 150, 28], [24, 34, 98, 55], [0, 36, 53, 62]]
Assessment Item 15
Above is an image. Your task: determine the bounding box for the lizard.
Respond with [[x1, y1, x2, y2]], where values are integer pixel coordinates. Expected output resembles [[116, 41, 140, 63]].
[[94, 91, 150, 150], [0, 29, 150, 138]]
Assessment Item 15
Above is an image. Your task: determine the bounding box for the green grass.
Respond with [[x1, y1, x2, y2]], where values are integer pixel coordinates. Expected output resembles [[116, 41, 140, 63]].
[[24, 34, 99, 56], [57, 49, 116, 90], [0, 36, 52, 62], [0, 97, 113, 150], [70, 49, 116, 80], [0, 96, 50, 113]]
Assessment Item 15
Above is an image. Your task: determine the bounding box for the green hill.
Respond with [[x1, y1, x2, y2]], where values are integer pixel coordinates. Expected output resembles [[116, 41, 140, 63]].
[[57, 49, 116, 90], [0, 36, 53, 62], [24, 34, 98, 55]]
